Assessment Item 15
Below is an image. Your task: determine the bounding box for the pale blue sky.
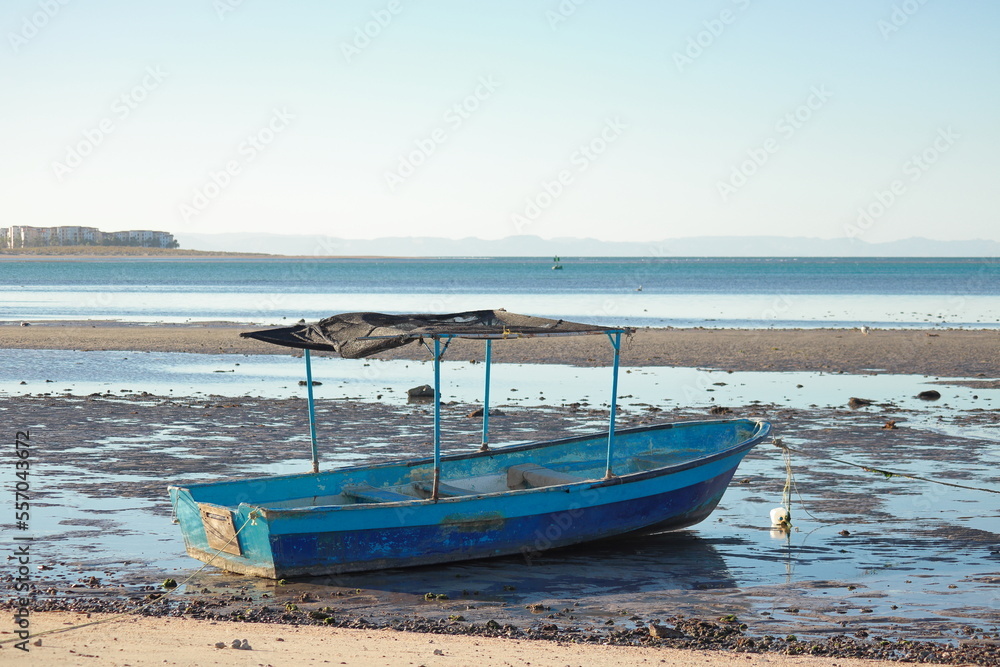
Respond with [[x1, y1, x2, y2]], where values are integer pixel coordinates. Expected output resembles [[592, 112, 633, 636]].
[[2, 0, 998, 243]]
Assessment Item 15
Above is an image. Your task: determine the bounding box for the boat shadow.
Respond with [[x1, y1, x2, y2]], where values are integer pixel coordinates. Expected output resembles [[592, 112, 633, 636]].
[[295, 530, 741, 601]]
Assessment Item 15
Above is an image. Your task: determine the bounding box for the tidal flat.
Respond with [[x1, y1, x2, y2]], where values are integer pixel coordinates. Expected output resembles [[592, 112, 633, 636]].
[[2, 347, 998, 660]]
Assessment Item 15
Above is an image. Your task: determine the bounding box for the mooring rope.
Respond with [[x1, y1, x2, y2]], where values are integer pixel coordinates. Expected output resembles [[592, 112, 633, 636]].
[[780, 446, 793, 514], [0, 511, 259, 647], [772, 439, 1000, 495], [787, 458, 823, 523], [772, 443, 823, 527]]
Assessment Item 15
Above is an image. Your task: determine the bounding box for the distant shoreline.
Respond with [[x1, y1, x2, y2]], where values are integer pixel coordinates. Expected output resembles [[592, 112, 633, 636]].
[[0, 246, 272, 258], [1, 248, 996, 261], [0, 246, 403, 260], [0, 246, 1000, 260]]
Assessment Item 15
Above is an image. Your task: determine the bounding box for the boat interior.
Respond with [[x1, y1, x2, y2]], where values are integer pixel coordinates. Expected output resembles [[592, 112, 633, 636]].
[[232, 445, 711, 510], [174, 420, 764, 512], [258, 460, 597, 509]]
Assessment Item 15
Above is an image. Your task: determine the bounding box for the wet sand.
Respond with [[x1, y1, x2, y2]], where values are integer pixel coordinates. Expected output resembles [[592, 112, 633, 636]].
[[2, 321, 997, 376], [2, 390, 998, 663]]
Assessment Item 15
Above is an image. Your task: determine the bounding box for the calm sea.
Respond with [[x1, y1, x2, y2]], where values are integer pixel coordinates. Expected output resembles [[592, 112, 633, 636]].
[[2, 257, 998, 328]]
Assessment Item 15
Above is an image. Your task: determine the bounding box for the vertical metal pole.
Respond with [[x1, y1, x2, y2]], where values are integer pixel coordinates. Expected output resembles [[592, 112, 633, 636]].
[[604, 332, 622, 479], [480, 339, 492, 451], [432, 337, 442, 500], [304, 349, 319, 474]]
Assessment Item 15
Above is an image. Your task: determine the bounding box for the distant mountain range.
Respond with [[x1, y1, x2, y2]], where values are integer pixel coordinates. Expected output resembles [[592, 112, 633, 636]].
[[174, 233, 1000, 258]]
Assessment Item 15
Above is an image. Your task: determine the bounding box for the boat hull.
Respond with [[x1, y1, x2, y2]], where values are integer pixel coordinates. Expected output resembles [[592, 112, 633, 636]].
[[169, 418, 769, 578]]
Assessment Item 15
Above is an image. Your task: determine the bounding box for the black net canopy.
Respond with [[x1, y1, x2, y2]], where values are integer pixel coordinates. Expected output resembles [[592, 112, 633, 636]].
[[240, 310, 632, 359]]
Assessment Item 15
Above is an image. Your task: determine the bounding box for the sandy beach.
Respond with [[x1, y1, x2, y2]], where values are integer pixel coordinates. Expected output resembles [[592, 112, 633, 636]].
[[1, 322, 997, 376], [3, 612, 903, 667]]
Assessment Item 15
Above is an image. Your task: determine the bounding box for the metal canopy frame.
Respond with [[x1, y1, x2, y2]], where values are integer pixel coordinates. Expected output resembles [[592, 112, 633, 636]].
[[300, 327, 631, 501]]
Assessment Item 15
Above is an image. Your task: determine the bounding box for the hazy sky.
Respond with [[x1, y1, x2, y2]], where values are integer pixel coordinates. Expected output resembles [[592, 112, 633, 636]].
[[3, 1, 998, 243]]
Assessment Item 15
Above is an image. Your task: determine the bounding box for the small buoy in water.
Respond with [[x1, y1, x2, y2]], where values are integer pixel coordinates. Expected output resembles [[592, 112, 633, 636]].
[[769, 506, 791, 529]]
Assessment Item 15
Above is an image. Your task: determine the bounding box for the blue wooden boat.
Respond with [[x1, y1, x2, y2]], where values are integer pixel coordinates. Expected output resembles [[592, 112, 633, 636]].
[[168, 311, 770, 578]]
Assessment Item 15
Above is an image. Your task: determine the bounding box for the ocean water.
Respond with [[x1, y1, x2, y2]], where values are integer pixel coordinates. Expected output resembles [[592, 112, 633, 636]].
[[2, 257, 998, 328]]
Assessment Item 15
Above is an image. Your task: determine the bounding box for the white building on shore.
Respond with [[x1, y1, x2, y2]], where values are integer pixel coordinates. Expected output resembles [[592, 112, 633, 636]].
[[1, 226, 177, 249]]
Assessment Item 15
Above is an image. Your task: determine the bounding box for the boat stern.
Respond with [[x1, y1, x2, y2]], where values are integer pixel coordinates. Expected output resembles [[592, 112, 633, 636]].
[[168, 485, 278, 578]]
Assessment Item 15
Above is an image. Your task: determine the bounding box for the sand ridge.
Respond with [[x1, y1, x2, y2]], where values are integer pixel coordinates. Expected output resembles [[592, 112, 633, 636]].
[[1, 322, 996, 377]]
